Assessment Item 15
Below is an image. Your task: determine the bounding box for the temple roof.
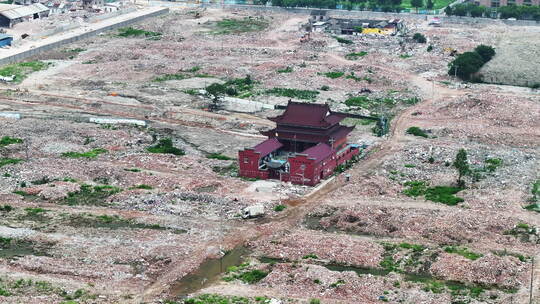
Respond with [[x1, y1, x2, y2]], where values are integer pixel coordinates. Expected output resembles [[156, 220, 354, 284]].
[[300, 143, 333, 162], [252, 138, 283, 157], [269, 101, 347, 128]]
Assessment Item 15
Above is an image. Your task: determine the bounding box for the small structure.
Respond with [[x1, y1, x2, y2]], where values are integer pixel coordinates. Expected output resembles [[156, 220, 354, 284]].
[[0, 33, 13, 47], [328, 18, 404, 35], [238, 101, 360, 186], [0, 3, 49, 28], [82, 0, 104, 10]]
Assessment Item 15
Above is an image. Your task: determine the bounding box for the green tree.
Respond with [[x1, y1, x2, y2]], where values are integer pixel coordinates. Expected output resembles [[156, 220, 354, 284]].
[[426, 0, 434, 9], [448, 51, 484, 80], [411, 0, 423, 12], [453, 149, 470, 187], [474, 45, 496, 63], [413, 33, 427, 43]]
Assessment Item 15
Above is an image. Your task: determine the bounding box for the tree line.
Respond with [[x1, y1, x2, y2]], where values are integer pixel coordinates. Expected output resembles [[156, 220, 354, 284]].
[[445, 3, 540, 21]]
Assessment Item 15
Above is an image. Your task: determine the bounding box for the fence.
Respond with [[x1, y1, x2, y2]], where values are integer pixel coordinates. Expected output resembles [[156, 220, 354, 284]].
[[0, 8, 169, 66]]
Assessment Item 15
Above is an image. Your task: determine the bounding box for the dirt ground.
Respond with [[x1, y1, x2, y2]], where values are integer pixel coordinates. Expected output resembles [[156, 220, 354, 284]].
[[0, 5, 539, 304]]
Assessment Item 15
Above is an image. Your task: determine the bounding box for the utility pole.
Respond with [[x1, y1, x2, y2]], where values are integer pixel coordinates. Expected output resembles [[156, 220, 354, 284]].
[[530, 256, 535, 304], [454, 64, 458, 78]]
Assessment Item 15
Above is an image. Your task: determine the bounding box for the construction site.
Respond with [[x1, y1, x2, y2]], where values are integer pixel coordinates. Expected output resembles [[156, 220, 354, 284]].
[[0, 3, 539, 304]]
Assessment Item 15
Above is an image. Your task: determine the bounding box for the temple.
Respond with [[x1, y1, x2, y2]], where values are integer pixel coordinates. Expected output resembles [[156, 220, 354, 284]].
[[238, 101, 360, 186]]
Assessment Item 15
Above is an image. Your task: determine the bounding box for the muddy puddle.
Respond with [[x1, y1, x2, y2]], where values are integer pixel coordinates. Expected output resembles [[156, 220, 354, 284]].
[[0, 239, 49, 259], [170, 246, 251, 297]]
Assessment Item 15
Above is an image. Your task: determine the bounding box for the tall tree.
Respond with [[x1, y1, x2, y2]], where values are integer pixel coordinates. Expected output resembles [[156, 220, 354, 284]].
[[411, 0, 423, 12], [426, 0, 434, 9], [453, 149, 470, 187]]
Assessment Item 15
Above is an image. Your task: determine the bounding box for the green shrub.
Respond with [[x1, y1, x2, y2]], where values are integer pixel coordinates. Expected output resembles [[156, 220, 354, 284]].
[[309, 299, 321, 304], [320, 85, 330, 91], [531, 180, 540, 202], [0, 158, 22, 167], [237, 269, 268, 283], [427, 45, 433, 52], [212, 17, 268, 35], [274, 204, 286, 212], [345, 51, 367, 60], [413, 33, 427, 43], [399, 242, 425, 252], [302, 253, 318, 259], [344, 96, 369, 107], [484, 158, 503, 172], [323, 71, 344, 79], [424, 186, 464, 205], [402, 181, 427, 197], [117, 27, 161, 39], [153, 73, 190, 82], [63, 184, 122, 206], [62, 148, 107, 159], [474, 45, 495, 63], [25, 207, 47, 216], [406, 126, 428, 138], [131, 184, 153, 190], [277, 66, 293, 73], [265, 88, 319, 100], [0, 136, 23, 147], [448, 51, 485, 81], [207, 153, 233, 160], [0, 61, 50, 83], [444, 246, 483, 260], [147, 138, 184, 156], [0, 205, 13, 212], [334, 36, 353, 44]]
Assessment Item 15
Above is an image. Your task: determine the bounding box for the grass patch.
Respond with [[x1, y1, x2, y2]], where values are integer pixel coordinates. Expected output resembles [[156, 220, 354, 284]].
[[399, 242, 425, 252], [406, 126, 428, 138], [207, 153, 234, 160], [323, 71, 344, 79], [0, 61, 50, 83], [0, 158, 22, 168], [524, 203, 540, 213], [345, 51, 367, 60], [62, 184, 121, 206], [403, 181, 464, 205], [273, 204, 286, 212], [62, 148, 107, 159], [147, 138, 185, 156], [63, 48, 86, 53], [212, 163, 238, 177], [342, 117, 376, 126], [24, 207, 47, 216], [130, 184, 153, 190], [211, 17, 268, 35], [184, 294, 254, 304], [223, 266, 268, 284], [333, 36, 353, 44], [484, 158, 503, 172], [0, 205, 13, 212], [65, 213, 185, 233], [400, 54, 412, 59], [265, 88, 319, 100], [302, 253, 318, 259], [117, 27, 161, 39], [124, 168, 141, 172], [277, 66, 293, 73], [344, 96, 369, 107], [425, 186, 465, 205], [444, 246, 483, 260], [0, 136, 22, 147], [153, 73, 190, 82], [206, 75, 256, 98]]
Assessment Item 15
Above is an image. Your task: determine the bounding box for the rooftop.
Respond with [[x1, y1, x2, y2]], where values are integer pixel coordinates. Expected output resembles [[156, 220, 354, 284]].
[[269, 101, 347, 128]]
